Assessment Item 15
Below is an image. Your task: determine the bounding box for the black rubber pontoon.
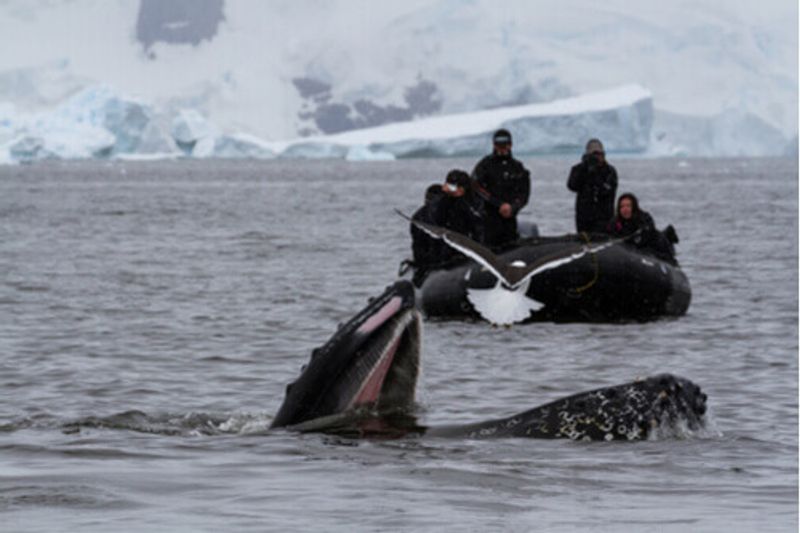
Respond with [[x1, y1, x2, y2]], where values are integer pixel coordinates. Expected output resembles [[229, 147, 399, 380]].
[[414, 233, 691, 322]]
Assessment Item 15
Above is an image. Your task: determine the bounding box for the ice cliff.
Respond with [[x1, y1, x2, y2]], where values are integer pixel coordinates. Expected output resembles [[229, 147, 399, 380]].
[[1, 81, 794, 164], [272, 85, 653, 159], [0, 84, 656, 163]]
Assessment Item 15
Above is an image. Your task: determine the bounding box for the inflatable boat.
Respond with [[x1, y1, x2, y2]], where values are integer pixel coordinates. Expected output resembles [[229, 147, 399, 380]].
[[407, 229, 691, 324]]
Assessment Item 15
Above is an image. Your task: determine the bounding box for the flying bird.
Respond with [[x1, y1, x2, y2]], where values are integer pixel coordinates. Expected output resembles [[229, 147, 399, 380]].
[[397, 210, 631, 325]]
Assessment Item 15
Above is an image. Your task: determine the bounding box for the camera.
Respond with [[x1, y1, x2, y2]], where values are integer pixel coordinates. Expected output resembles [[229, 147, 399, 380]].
[[582, 153, 600, 168]]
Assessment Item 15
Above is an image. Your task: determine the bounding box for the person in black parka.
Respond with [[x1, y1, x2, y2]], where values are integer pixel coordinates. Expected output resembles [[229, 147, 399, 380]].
[[567, 138, 618, 234], [410, 169, 482, 277], [606, 192, 678, 263], [410, 184, 445, 271], [471, 129, 530, 249]]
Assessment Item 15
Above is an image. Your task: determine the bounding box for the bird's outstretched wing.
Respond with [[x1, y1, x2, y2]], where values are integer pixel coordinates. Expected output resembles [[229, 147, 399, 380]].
[[504, 237, 629, 289], [397, 209, 634, 288], [396, 209, 512, 284]]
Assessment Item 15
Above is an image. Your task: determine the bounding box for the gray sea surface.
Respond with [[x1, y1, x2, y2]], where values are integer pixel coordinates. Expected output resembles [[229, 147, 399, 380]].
[[0, 157, 797, 532]]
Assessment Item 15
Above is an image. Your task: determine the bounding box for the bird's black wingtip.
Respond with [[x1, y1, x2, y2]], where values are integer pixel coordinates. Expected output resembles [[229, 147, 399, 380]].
[[394, 208, 412, 222]]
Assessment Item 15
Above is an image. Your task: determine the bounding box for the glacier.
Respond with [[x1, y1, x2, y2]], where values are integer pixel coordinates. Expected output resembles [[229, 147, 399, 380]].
[[270, 85, 654, 159], [0, 83, 657, 163], [0, 0, 795, 162], [0, 81, 794, 164]]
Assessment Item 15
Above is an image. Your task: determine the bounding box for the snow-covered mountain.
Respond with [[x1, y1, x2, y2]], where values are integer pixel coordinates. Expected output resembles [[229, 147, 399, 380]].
[[0, 0, 796, 162]]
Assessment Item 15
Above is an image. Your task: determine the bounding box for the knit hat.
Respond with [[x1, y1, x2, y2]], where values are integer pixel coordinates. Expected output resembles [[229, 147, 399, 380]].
[[445, 169, 470, 188], [493, 129, 512, 145], [584, 138, 604, 155]]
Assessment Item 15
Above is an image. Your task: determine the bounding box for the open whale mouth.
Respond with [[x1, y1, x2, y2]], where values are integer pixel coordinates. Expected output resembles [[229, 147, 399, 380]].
[[270, 282, 421, 431], [346, 306, 420, 411]]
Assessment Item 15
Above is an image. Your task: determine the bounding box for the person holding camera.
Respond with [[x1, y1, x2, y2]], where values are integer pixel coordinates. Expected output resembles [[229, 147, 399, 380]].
[[471, 129, 531, 248], [409, 169, 482, 276], [567, 138, 618, 234]]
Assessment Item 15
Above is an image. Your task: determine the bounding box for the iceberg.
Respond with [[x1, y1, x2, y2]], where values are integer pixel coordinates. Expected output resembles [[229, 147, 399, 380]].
[[0, 84, 181, 162], [271, 85, 654, 158], [169, 112, 274, 158], [7, 135, 46, 162], [208, 133, 275, 159], [25, 118, 116, 160], [279, 142, 349, 160], [171, 108, 217, 154], [345, 146, 396, 161], [43, 85, 159, 156], [136, 120, 179, 155]]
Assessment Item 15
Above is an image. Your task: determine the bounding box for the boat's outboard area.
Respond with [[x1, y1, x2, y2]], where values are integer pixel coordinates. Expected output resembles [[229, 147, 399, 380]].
[[414, 232, 691, 323]]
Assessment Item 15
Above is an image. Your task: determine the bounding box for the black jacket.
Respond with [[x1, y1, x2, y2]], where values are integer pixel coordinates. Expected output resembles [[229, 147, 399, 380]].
[[567, 159, 618, 233], [471, 152, 530, 247], [472, 153, 530, 215], [607, 210, 656, 241], [607, 210, 675, 263], [410, 187, 481, 268]]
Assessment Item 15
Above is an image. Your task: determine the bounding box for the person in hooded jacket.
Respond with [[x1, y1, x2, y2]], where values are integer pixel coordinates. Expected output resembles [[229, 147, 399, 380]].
[[567, 138, 618, 234], [409, 184, 444, 271], [606, 192, 678, 263], [471, 129, 530, 249], [409, 169, 482, 276]]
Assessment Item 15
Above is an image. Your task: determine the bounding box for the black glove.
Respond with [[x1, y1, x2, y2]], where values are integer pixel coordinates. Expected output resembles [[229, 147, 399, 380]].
[[664, 225, 679, 244]]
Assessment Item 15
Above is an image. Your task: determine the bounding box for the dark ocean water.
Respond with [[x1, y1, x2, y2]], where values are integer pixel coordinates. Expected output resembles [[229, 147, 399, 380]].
[[0, 157, 797, 532]]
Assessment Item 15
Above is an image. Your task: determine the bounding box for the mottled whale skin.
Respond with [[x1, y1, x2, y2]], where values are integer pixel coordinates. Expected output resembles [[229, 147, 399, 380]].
[[272, 281, 706, 440], [426, 374, 707, 441]]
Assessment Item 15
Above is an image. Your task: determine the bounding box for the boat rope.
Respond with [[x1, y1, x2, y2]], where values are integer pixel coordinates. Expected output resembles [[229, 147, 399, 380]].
[[570, 232, 601, 295]]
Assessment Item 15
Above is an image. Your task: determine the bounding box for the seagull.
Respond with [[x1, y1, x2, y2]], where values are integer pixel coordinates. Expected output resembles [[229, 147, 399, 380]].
[[397, 210, 631, 325]]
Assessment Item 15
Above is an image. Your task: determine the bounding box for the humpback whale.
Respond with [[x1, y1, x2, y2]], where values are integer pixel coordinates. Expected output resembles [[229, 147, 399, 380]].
[[397, 212, 691, 325], [271, 281, 707, 440]]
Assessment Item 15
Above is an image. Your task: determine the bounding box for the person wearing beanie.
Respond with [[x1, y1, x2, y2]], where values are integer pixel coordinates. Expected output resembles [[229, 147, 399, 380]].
[[567, 138, 618, 234], [471, 128, 531, 248]]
